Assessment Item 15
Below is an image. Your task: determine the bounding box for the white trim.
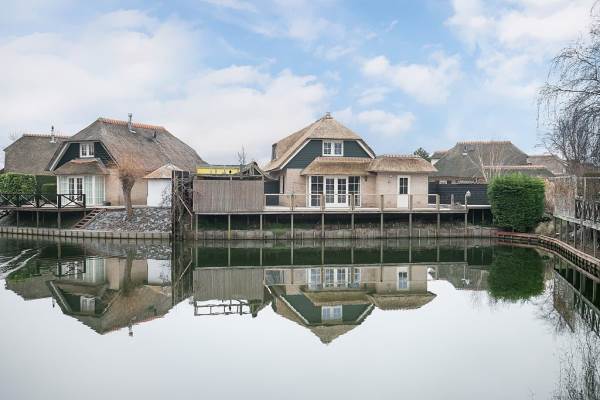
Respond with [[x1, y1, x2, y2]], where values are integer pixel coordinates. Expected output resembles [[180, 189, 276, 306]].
[[397, 175, 410, 208], [277, 139, 311, 171], [49, 143, 70, 171], [356, 140, 375, 158]]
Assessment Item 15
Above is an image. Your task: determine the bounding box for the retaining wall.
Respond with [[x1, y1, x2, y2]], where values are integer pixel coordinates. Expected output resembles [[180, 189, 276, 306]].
[[0, 226, 170, 240]]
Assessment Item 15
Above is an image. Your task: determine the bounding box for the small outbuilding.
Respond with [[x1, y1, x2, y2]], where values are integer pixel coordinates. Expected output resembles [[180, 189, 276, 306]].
[[143, 163, 182, 207]]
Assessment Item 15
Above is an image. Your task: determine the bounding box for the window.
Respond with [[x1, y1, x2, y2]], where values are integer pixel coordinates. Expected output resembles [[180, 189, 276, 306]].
[[80, 143, 94, 158], [322, 305, 343, 321], [349, 176, 361, 207], [310, 176, 323, 207], [308, 268, 321, 289], [398, 267, 409, 289], [398, 177, 409, 195], [323, 140, 343, 156]]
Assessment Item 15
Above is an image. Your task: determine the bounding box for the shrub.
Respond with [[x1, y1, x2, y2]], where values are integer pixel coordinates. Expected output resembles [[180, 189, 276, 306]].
[[0, 173, 37, 193], [40, 183, 57, 197], [488, 247, 544, 302], [488, 174, 545, 232]]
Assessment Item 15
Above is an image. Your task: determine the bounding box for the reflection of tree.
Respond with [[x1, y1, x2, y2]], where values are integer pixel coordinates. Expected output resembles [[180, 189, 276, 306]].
[[488, 247, 545, 302], [122, 249, 135, 296], [554, 328, 600, 400]]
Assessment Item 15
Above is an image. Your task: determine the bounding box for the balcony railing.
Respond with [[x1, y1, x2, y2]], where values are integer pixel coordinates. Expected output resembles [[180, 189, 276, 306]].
[[0, 193, 86, 209], [262, 193, 468, 212]]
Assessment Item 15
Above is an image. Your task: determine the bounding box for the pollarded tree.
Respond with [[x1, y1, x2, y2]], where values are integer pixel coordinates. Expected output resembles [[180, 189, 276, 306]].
[[118, 155, 146, 220]]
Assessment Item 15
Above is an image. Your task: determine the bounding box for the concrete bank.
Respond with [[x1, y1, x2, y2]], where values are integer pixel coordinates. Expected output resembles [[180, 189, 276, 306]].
[[188, 225, 498, 240], [496, 231, 600, 278], [0, 225, 170, 240]]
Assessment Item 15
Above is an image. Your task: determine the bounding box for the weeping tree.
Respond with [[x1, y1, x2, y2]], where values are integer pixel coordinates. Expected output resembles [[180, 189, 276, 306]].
[[118, 155, 146, 219], [539, 3, 600, 173]]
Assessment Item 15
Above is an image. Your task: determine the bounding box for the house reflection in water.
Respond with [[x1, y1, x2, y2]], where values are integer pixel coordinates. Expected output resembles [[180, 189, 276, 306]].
[[190, 263, 436, 344], [47, 256, 172, 334], [267, 264, 435, 343]]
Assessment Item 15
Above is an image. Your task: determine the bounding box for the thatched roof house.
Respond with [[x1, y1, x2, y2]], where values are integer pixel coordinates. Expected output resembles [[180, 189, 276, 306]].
[[432, 141, 553, 182], [44, 116, 205, 207], [261, 113, 438, 210], [3, 133, 69, 176]]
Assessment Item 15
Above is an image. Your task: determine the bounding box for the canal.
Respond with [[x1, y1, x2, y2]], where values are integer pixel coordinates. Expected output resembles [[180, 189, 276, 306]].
[[0, 237, 598, 400]]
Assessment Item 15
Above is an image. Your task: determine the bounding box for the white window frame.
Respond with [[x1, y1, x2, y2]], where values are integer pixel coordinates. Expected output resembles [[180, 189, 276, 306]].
[[321, 305, 343, 321], [323, 140, 343, 156], [80, 142, 94, 158], [397, 266, 409, 290]]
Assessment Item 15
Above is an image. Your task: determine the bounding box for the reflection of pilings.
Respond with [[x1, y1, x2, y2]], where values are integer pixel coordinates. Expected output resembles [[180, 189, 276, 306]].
[[554, 269, 600, 335]]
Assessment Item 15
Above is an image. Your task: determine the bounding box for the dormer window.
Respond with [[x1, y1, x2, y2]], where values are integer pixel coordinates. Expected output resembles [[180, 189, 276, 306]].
[[80, 143, 94, 158], [323, 140, 343, 156]]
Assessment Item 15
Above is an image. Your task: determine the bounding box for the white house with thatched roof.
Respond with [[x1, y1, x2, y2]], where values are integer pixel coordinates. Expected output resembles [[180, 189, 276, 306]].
[[46, 116, 205, 207], [264, 112, 437, 209]]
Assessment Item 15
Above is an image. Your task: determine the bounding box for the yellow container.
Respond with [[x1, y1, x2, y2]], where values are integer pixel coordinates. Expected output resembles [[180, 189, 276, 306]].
[[197, 165, 241, 175]]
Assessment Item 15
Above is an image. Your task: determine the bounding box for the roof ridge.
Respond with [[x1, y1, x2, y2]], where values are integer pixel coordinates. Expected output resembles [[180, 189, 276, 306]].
[[457, 140, 513, 145], [21, 133, 70, 138], [377, 154, 421, 158], [97, 117, 165, 130]]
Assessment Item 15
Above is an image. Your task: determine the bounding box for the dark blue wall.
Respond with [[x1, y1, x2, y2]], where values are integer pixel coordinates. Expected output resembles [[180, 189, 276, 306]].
[[428, 183, 489, 205], [285, 139, 370, 169]]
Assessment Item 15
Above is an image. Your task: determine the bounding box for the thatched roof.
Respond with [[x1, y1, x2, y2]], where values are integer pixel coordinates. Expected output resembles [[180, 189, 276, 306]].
[[483, 165, 554, 178], [368, 155, 437, 173], [143, 163, 182, 179], [431, 150, 447, 159], [432, 141, 528, 179], [526, 154, 566, 175], [301, 157, 371, 176], [368, 292, 436, 310], [54, 158, 109, 175], [4, 134, 69, 175], [264, 113, 374, 171], [49, 117, 205, 173]]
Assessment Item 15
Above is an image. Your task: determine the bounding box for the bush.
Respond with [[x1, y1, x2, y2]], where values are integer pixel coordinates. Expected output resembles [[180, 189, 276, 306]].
[[40, 183, 57, 196], [488, 174, 545, 232], [0, 173, 37, 193]]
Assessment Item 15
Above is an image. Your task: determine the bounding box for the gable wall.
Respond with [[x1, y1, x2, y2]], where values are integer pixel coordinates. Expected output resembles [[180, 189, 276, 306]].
[[285, 140, 371, 169]]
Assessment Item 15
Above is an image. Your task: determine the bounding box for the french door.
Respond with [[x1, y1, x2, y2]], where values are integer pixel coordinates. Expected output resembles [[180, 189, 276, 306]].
[[397, 176, 410, 208], [325, 177, 347, 207], [68, 177, 84, 202]]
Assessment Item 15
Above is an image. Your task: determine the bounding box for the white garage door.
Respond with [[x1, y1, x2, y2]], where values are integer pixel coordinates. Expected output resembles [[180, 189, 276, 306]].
[[147, 179, 171, 207]]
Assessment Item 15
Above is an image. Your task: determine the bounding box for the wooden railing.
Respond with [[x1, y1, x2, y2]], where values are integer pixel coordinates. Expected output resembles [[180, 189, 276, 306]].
[[0, 193, 86, 209]]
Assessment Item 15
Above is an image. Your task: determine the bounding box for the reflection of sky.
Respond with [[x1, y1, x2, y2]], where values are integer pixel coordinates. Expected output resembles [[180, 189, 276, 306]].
[[0, 276, 574, 400]]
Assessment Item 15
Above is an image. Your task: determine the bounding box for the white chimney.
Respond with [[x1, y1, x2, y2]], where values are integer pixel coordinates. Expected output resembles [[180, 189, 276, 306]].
[[127, 113, 136, 133], [50, 126, 56, 143]]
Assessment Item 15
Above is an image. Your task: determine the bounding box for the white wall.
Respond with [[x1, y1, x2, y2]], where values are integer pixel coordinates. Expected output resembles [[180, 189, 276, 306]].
[[147, 179, 171, 207]]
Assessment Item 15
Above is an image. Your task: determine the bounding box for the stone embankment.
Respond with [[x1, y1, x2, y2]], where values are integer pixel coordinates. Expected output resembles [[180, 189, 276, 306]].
[[87, 208, 171, 232]]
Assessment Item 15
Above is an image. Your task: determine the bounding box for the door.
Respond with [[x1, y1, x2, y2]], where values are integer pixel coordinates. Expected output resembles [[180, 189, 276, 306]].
[[68, 177, 84, 203], [324, 177, 348, 207], [397, 176, 410, 208]]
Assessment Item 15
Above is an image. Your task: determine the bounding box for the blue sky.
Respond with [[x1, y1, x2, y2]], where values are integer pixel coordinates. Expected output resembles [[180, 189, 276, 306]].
[[0, 0, 594, 163]]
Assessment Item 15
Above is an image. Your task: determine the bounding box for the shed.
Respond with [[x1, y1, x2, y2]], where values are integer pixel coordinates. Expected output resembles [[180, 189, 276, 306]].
[[143, 163, 182, 207]]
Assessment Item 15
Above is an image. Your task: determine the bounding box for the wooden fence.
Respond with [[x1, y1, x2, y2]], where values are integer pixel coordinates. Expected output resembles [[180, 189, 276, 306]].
[[193, 180, 263, 213]]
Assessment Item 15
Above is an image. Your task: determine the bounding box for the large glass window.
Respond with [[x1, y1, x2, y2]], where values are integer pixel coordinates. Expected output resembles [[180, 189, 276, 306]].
[[398, 267, 409, 289]]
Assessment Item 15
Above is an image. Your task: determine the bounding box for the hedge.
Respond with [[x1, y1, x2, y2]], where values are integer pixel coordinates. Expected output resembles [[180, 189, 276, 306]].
[[0, 173, 37, 194], [488, 174, 545, 232]]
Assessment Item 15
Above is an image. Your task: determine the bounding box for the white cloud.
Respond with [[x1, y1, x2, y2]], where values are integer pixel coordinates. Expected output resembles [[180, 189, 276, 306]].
[[361, 52, 461, 105], [0, 9, 328, 164], [447, 0, 593, 101], [200, 0, 258, 13], [357, 87, 389, 106], [336, 108, 415, 137]]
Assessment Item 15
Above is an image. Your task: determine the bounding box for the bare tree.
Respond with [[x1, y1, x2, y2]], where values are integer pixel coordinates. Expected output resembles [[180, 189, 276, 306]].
[[539, 3, 600, 173], [8, 132, 20, 142], [118, 155, 146, 219], [237, 146, 247, 166], [465, 142, 510, 183]]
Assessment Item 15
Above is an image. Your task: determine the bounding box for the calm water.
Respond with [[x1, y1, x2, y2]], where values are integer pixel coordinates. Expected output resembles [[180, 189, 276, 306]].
[[0, 237, 598, 400]]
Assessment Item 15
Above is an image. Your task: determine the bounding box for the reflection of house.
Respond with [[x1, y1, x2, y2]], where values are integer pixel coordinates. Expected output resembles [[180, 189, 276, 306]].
[[193, 268, 270, 317], [266, 264, 435, 343], [431, 263, 489, 291], [47, 256, 173, 334]]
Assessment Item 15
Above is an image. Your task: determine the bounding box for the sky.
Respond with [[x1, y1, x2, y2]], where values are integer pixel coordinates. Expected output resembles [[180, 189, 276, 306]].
[[0, 0, 596, 164]]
